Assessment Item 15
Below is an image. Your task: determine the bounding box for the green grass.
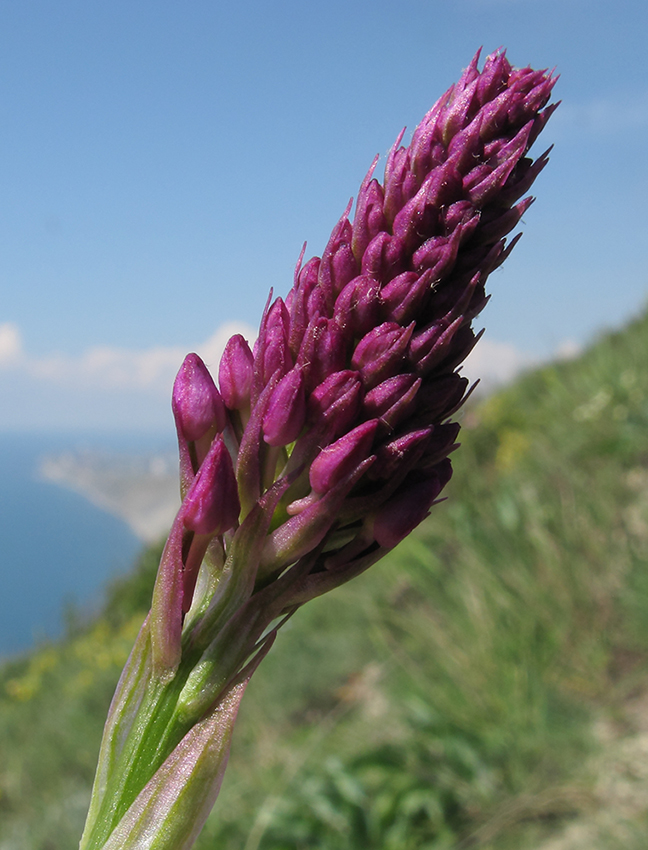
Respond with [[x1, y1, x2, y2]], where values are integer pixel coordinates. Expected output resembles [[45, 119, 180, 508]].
[[2, 307, 648, 849]]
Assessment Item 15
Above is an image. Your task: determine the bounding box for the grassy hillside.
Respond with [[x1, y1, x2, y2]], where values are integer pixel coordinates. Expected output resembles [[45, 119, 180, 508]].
[[2, 307, 648, 849]]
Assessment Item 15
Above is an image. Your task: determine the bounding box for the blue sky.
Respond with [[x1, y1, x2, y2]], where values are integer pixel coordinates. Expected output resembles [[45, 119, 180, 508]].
[[0, 0, 646, 431]]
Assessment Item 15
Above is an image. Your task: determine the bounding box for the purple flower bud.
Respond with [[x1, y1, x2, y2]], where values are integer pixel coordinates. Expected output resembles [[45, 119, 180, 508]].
[[352, 157, 387, 261], [442, 199, 476, 233], [262, 367, 306, 447], [393, 160, 462, 252], [409, 315, 464, 375], [352, 321, 415, 389], [475, 49, 507, 104], [288, 256, 320, 357], [363, 374, 421, 434], [219, 335, 254, 411], [408, 273, 479, 373], [367, 427, 433, 482], [333, 275, 382, 338], [410, 116, 446, 189], [261, 456, 375, 576], [419, 422, 461, 467], [317, 203, 357, 309], [307, 369, 364, 439], [173, 354, 227, 451], [383, 128, 408, 221], [437, 78, 479, 146], [310, 420, 378, 495], [380, 270, 434, 325], [297, 255, 321, 289], [416, 373, 470, 422], [360, 232, 405, 281], [182, 437, 239, 536], [446, 112, 485, 172], [253, 297, 291, 402], [297, 317, 348, 391], [236, 369, 282, 516], [466, 122, 532, 206], [306, 285, 328, 324], [372, 460, 453, 549]]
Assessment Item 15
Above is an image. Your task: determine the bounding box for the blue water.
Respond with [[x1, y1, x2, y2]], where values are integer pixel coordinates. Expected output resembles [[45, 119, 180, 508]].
[[0, 432, 167, 658]]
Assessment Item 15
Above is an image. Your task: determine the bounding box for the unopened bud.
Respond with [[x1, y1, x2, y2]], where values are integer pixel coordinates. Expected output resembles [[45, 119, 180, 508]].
[[219, 335, 254, 411], [310, 420, 378, 495], [262, 368, 306, 447], [182, 437, 240, 536], [372, 460, 452, 548], [173, 354, 227, 442]]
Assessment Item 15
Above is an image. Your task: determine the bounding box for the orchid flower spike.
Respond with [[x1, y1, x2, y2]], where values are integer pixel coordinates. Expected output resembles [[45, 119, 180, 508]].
[[80, 49, 558, 850]]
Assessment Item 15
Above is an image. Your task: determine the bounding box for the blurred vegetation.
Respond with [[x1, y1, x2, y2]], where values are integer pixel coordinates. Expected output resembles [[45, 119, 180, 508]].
[[3, 308, 648, 849]]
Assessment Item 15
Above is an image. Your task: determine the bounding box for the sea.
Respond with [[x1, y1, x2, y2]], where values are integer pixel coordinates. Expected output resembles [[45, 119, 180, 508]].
[[0, 431, 173, 659]]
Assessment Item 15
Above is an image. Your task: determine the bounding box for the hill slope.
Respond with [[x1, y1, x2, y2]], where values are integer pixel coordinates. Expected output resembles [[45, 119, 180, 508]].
[[2, 307, 648, 849]]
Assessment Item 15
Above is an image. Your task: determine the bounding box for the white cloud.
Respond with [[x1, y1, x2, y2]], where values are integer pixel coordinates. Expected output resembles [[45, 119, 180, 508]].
[[461, 337, 538, 392], [0, 323, 22, 366], [462, 336, 583, 395], [554, 339, 582, 360], [0, 321, 256, 393]]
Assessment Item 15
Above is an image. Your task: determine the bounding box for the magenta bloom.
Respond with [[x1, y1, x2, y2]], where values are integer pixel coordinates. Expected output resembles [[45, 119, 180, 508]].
[[199, 47, 557, 604], [81, 50, 557, 850]]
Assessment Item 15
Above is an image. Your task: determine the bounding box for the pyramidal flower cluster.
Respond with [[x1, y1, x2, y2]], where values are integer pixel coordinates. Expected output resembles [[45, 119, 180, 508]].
[[80, 49, 557, 850]]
